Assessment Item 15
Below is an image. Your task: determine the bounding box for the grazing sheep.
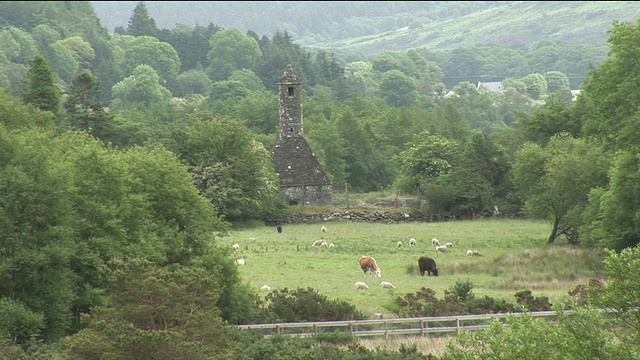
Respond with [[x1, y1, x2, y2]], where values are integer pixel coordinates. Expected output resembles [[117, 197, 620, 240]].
[[409, 238, 417, 247], [235, 258, 246, 265], [312, 239, 327, 247], [355, 281, 369, 290], [466, 249, 482, 256], [260, 284, 271, 291], [466, 249, 474, 256], [444, 242, 453, 248], [321, 225, 328, 233], [380, 281, 396, 289], [431, 238, 441, 246], [232, 243, 240, 251], [328, 243, 335, 248], [320, 241, 328, 248], [436, 245, 449, 253], [396, 241, 403, 248]]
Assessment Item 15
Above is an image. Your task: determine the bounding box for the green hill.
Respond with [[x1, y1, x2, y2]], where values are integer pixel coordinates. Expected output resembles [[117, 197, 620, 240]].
[[91, 1, 639, 57]]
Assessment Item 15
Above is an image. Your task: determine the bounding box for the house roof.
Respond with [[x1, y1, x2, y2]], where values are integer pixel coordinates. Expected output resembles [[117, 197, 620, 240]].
[[477, 81, 504, 92]]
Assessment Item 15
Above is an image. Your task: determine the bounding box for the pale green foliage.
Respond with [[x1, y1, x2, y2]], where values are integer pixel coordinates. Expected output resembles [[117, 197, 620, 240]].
[[111, 64, 172, 107], [0, 26, 37, 64], [513, 133, 610, 243], [520, 73, 547, 99], [594, 246, 640, 341], [54, 36, 95, 69], [581, 151, 640, 250], [394, 130, 458, 193], [441, 308, 637, 360], [378, 69, 418, 107], [207, 27, 262, 81]]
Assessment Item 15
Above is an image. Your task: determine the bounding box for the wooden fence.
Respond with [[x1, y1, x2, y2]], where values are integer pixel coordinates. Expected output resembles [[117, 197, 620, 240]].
[[236, 310, 566, 339]]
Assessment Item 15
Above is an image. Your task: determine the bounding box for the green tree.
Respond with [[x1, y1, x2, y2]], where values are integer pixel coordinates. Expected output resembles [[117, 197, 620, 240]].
[[110, 64, 172, 108], [440, 308, 636, 360], [63, 72, 114, 139], [579, 19, 640, 151], [520, 72, 548, 100], [126, 1, 158, 37], [449, 133, 511, 218], [393, 130, 458, 194], [378, 69, 418, 108], [513, 134, 610, 244], [545, 70, 570, 93], [168, 113, 280, 221], [0, 128, 77, 342], [57, 259, 239, 359], [112, 34, 182, 92], [515, 99, 582, 144], [581, 150, 640, 251], [20, 53, 61, 114], [593, 245, 640, 340], [207, 27, 262, 82], [176, 68, 212, 97]]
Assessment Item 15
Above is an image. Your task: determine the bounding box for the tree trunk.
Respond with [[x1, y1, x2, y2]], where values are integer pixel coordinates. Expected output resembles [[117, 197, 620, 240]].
[[547, 217, 559, 244]]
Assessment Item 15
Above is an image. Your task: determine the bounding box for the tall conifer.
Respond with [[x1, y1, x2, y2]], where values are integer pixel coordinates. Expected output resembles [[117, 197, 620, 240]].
[[21, 53, 60, 114], [126, 2, 158, 37]]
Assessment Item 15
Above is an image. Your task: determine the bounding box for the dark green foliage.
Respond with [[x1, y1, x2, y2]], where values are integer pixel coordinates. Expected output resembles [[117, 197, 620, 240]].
[[514, 290, 552, 311], [63, 71, 114, 139], [255, 287, 365, 323], [126, 1, 158, 37], [20, 54, 60, 114], [392, 282, 535, 318]]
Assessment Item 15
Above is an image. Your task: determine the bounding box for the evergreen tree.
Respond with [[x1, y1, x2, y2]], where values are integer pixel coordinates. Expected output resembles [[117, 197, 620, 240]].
[[126, 1, 158, 37], [21, 53, 60, 114], [64, 72, 114, 139]]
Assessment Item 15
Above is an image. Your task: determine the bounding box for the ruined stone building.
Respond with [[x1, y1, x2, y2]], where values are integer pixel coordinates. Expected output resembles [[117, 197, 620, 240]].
[[271, 65, 332, 206]]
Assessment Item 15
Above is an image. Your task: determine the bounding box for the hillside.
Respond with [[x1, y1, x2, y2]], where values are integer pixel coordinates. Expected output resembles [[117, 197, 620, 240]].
[[91, 1, 639, 57]]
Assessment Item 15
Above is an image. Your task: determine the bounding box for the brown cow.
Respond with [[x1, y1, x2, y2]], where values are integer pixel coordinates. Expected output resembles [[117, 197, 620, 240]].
[[359, 256, 382, 277]]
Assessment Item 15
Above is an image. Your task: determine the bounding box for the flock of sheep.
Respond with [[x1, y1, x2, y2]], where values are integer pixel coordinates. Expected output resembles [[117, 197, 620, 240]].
[[231, 225, 483, 293]]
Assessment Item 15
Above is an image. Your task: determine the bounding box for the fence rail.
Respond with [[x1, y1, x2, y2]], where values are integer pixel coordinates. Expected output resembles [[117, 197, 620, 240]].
[[236, 310, 568, 339]]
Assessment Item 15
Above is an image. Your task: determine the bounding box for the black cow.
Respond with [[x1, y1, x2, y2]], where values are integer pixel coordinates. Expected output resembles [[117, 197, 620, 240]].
[[276, 225, 282, 233], [418, 256, 439, 276]]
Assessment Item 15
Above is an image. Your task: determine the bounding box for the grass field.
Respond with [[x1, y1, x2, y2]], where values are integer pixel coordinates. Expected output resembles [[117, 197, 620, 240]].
[[225, 218, 607, 319]]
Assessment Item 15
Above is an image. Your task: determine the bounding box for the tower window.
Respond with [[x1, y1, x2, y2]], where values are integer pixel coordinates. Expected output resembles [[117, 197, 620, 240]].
[[288, 87, 294, 96]]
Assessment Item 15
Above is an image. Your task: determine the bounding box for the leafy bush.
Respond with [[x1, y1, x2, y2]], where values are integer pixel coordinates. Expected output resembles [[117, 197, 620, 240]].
[[255, 287, 365, 323]]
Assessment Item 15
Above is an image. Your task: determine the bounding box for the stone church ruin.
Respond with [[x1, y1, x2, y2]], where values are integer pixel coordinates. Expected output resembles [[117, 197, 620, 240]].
[[271, 65, 332, 206]]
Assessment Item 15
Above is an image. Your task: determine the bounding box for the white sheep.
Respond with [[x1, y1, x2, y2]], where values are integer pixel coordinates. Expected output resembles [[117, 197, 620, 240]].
[[235, 258, 246, 265], [312, 239, 327, 247], [432, 238, 441, 246], [328, 243, 335, 248], [409, 238, 417, 247], [320, 241, 328, 248], [232, 243, 240, 251], [355, 281, 369, 290], [380, 281, 396, 289], [436, 245, 449, 253], [260, 284, 271, 290], [396, 241, 403, 247], [466, 249, 482, 256], [321, 225, 328, 233], [444, 242, 453, 248]]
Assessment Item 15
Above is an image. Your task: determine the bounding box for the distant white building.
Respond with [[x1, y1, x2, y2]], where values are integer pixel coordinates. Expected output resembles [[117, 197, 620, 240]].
[[477, 81, 504, 93]]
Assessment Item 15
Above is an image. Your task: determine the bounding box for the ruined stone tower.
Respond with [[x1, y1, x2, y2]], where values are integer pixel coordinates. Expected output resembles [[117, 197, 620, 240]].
[[271, 64, 332, 206]]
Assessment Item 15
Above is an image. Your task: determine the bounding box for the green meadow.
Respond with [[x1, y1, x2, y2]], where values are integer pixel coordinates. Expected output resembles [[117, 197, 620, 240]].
[[225, 218, 607, 318]]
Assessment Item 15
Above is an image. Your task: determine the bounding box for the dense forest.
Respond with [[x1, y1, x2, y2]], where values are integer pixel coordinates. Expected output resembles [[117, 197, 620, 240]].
[[1, 1, 640, 358]]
